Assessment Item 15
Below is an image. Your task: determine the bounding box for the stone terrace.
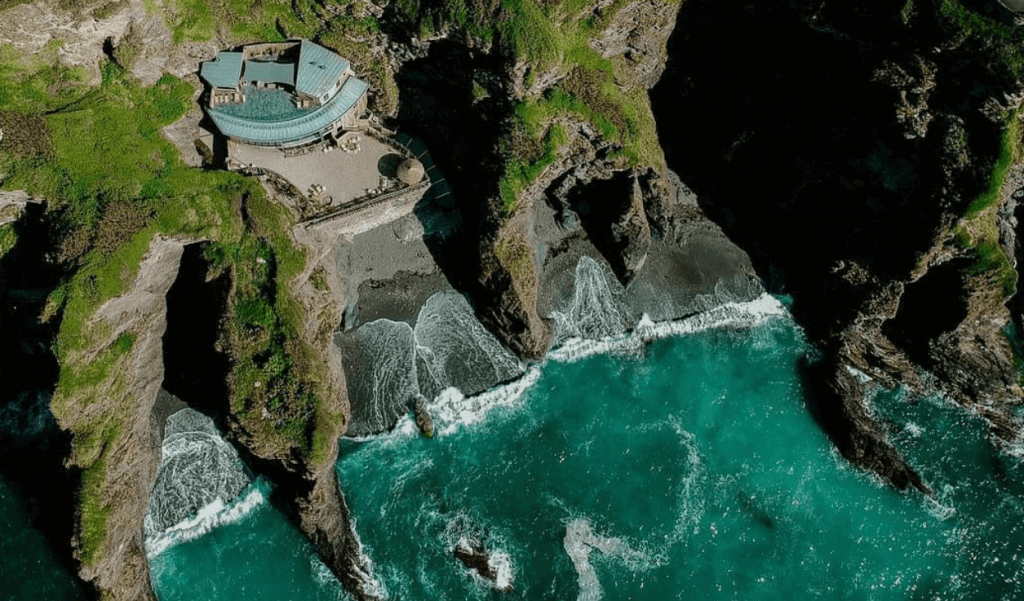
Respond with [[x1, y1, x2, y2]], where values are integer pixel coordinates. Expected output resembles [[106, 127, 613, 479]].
[[228, 134, 397, 205]]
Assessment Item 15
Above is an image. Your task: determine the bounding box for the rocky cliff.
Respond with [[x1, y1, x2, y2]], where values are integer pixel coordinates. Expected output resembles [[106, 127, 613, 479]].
[[651, 0, 1024, 489], [6, 0, 1024, 599]]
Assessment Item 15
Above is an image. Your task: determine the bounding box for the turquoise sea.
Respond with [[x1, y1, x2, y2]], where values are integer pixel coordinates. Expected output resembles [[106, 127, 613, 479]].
[[147, 479, 352, 601], [8, 297, 1024, 600], [0, 477, 86, 601], [330, 312, 1024, 601]]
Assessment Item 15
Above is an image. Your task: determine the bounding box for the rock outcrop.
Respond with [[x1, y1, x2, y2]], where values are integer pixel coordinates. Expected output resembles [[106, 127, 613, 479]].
[[0, 0, 219, 86], [651, 0, 1024, 489], [56, 236, 188, 600]]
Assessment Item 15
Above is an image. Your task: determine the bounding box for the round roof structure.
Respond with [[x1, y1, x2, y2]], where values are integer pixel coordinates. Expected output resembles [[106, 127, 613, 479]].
[[397, 158, 425, 185]]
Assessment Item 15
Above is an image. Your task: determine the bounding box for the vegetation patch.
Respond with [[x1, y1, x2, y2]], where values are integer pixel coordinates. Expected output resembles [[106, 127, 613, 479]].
[[309, 264, 329, 291], [940, 0, 1024, 80], [965, 114, 1022, 218], [209, 209, 321, 453], [77, 456, 113, 566], [1, 51, 328, 562], [487, 3, 666, 214], [55, 332, 135, 412], [73, 412, 123, 567], [159, 0, 379, 45], [0, 111, 53, 157], [500, 121, 567, 214], [494, 225, 537, 308], [0, 222, 16, 261], [953, 111, 1021, 299]]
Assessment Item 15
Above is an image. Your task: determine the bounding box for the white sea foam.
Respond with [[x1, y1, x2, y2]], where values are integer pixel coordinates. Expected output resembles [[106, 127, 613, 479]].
[[452, 536, 516, 592], [145, 480, 268, 559], [348, 517, 388, 600], [426, 367, 542, 436], [632, 293, 788, 340], [488, 549, 514, 591], [845, 365, 873, 383], [547, 332, 644, 363], [548, 293, 787, 364], [667, 420, 707, 545], [563, 519, 648, 601], [310, 556, 355, 601]]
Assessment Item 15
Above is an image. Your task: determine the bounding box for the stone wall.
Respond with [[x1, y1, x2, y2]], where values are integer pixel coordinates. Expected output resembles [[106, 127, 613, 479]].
[[304, 182, 430, 238]]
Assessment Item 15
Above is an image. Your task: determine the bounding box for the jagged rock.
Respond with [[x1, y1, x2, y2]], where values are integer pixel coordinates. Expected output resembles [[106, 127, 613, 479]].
[[872, 55, 936, 139], [453, 539, 511, 593], [588, 0, 680, 88], [411, 395, 434, 438], [607, 175, 651, 281], [0, 190, 41, 226], [555, 207, 581, 232], [803, 349, 930, 495]]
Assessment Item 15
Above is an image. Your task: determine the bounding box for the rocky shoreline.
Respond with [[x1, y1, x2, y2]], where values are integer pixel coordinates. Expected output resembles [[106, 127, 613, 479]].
[[4, 0, 1024, 599]]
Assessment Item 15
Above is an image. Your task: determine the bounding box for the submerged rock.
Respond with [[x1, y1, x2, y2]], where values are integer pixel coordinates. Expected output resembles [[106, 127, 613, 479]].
[[453, 539, 512, 593], [411, 395, 434, 438]]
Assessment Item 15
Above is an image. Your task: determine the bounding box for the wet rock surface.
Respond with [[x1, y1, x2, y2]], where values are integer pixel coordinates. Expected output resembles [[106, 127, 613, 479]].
[[453, 539, 510, 592], [650, 0, 1024, 488]]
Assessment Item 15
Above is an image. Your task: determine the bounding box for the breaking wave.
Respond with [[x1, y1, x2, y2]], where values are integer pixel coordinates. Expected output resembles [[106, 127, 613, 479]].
[[343, 291, 525, 436], [145, 480, 268, 559], [144, 409, 258, 559]]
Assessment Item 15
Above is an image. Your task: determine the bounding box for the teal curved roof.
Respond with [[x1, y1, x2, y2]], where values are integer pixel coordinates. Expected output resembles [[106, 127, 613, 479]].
[[209, 76, 368, 146], [296, 40, 349, 98], [243, 60, 295, 86], [200, 52, 243, 89]]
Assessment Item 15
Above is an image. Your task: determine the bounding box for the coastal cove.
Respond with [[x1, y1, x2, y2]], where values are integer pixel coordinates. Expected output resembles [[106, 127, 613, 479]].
[[5, 0, 1024, 598], [138, 289, 1024, 601]]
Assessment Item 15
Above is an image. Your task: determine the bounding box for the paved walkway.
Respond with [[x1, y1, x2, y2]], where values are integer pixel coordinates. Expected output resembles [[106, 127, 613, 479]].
[[229, 135, 398, 204]]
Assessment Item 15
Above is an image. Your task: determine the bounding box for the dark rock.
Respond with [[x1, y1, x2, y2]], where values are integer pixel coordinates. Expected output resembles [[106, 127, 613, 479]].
[[411, 395, 434, 438], [453, 539, 510, 593]]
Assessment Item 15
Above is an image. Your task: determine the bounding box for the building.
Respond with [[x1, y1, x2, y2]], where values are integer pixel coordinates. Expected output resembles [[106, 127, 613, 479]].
[[199, 40, 369, 149]]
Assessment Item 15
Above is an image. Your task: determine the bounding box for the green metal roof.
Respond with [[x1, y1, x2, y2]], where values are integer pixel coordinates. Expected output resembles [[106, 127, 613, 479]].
[[209, 76, 368, 147], [243, 60, 295, 87], [296, 40, 349, 99], [200, 52, 243, 89]]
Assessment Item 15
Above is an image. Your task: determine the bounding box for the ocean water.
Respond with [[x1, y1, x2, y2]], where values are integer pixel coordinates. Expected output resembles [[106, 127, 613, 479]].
[[137, 256, 1024, 601], [146, 410, 351, 601], [0, 477, 86, 601], [148, 479, 352, 601], [333, 312, 1024, 601]]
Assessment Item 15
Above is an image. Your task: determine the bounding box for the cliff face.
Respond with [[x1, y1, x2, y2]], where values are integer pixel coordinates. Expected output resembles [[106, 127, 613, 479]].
[[651, 0, 1024, 489], [51, 236, 187, 600], [11, 0, 1024, 598], [0, 0, 219, 86]]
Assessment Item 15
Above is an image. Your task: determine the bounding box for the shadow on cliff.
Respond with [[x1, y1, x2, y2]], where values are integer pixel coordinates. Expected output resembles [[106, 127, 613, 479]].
[[392, 40, 511, 293], [159, 243, 313, 518], [0, 203, 97, 599], [649, 0, 1006, 340]]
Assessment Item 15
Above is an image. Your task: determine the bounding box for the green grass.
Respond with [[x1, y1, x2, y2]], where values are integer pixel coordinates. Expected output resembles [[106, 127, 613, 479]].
[[499, 74, 664, 212], [0, 51, 329, 563], [0, 223, 15, 261], [500, 122, 567, 214], [953, 225, 1017, 297], [78, 457, 113, 566], [159, 0, 380, 44], [965, 114, 1022, 218], [55, 332, 135, 411], [952, 112, 1022, 299], [940, 0, 1024, 80], [497, 0, 561, 67], [494, 225, 537, 307], [72, 412, 123, 567]]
